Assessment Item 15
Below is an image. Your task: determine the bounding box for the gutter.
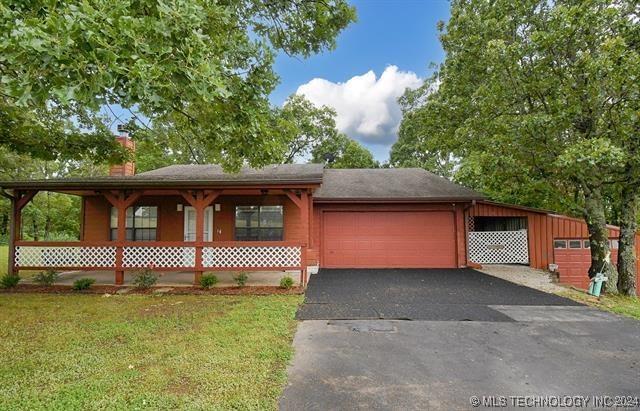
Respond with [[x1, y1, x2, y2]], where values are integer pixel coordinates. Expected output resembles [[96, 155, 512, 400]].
[[0, 178, 323, 190], [312, 197, 485, 204]]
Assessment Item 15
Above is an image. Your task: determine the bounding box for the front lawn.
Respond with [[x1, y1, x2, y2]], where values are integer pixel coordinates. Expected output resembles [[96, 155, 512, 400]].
[[0, 294, 302, 410], [559, 290, 640, 320]]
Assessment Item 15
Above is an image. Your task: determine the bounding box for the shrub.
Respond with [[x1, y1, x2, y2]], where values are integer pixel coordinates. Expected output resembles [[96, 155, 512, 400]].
[[280, 276, 294, 290], [133, 269, 158, 289], [72, 278, 95, 291], [33, 269, 59, 286], [233, 272, 248, 287], [200, 274, 218, 289], [0, 274, 20, 288]]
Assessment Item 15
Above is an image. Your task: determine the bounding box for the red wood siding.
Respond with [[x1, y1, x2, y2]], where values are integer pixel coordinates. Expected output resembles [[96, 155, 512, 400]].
[[471, 202, 640, 295], [82, 194, 304, 244]]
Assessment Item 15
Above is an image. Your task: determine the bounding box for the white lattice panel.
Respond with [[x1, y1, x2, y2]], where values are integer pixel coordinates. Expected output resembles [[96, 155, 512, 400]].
[[123, 247, 195, 268], [202, 246, 301, 268], [468, 230, 529, 264], [15, 246, 116, 268]]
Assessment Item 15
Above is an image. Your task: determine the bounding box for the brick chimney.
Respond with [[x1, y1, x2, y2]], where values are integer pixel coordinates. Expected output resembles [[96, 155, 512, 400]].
[[109, 126, 136, 176]]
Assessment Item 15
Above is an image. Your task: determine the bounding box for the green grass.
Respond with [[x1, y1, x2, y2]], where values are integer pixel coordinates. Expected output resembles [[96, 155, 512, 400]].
[[0, 245, 6, 276], [0, 294, 302, 410], [559, 290, 640, 320]]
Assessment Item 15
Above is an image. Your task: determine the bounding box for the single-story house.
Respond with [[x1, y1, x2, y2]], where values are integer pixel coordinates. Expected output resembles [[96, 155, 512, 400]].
[[1, 135, 639, 293]]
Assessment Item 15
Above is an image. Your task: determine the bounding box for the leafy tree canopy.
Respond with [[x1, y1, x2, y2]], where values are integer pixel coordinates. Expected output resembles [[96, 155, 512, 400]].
[[0, 0, 356, 168], [392, 0, 639, 218], [311, 133, 379, 169]]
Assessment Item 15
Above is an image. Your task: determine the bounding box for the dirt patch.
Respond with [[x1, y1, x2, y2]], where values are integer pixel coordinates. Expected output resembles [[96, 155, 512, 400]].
[[0, 284, 304, 296]]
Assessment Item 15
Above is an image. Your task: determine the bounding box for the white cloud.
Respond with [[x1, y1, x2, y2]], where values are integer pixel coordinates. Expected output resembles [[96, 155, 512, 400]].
[[296, 66, 422, 147]]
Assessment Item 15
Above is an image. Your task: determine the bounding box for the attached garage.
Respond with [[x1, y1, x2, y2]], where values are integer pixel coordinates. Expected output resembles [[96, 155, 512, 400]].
[[312, 168, 483, 269], [322, 210, 457, 268]]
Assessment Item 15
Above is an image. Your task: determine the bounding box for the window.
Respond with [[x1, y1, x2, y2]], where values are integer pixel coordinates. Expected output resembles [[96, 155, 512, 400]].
[[110, 206, 158, 241], [583, 240, 590, 249], [609, 239, 619, 249], [553, 240, 567, 249], [569, 240, 582, 249], [235, 205, 283, 241]]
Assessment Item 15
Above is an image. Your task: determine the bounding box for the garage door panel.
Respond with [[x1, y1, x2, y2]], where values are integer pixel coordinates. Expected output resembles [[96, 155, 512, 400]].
[[322, 211, 456, 268]]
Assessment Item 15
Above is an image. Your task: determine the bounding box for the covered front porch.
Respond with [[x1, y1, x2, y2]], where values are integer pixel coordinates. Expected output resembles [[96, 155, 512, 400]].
[[4, 178, 318, 286]]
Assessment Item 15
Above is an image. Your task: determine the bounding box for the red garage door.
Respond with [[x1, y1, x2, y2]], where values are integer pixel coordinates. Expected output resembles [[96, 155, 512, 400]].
[[322, 211, 457, 268]]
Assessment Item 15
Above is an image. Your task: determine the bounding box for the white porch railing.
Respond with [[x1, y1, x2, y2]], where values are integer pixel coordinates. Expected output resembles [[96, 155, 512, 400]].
[[14, 241, 304, 271], [468, 230, 529, 264], [14, 245, 116, 268], [122, 246, 196, 268], [202, 245, 301, 269]]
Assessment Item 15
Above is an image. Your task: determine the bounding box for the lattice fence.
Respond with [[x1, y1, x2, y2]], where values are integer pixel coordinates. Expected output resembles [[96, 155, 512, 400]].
[[123, 246, 196, 268], [15, 246, 116, 268], [468, 230, 529, 264], [202, 246, 301, 268]]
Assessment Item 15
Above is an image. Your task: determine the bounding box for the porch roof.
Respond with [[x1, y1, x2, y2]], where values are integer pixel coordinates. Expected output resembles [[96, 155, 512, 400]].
[[0, 164, 324, 191]]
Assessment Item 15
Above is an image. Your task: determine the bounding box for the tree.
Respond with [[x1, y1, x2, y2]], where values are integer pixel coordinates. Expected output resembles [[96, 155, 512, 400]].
[[0, 0, 356, 168], [279, 95, 340, 163], [0, 148, 105, 241], [393, 0, 639, 293], [131, 94, 341, 172], [311, 133, 379, 169]]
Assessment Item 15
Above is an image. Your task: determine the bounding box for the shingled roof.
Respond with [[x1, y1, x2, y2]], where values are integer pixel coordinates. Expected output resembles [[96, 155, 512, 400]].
[[314, 168, 483, 201], [136, 164, 324, 182], [0, 163, 483, 201], [0, 164, 324, 189]]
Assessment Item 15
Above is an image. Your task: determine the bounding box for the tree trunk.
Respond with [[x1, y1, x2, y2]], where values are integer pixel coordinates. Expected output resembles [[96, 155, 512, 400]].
[[584, 186, 618, 293], [617, 184, 638, 296]]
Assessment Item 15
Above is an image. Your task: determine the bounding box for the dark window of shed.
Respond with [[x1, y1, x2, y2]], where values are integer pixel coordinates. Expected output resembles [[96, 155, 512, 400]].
[[569, 240, 582, 249], [471, 217, 527, 232], [554, 240, 567, 249]]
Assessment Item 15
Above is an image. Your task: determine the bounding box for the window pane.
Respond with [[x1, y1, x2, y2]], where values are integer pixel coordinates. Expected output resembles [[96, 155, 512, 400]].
[[126, 228, 134, 241], [553, 240, 567, 249], [583, 240, 590, 249], [110, 207, 118, 229], [610, 239, 619, 249], [569, 240, 582, 249], [110, 228, 118, 241], [126, 207, 134, 228], [235, 206, 259, 228], [260, 206, 283, 228], [260, 227, 283, 241], [235, 227, 260, 241], [134, 206, 158, 229], [134, 228, 157, 241]]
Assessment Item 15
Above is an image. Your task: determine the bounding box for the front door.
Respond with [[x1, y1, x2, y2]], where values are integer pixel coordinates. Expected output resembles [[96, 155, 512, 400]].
[[184, 206, 213, 241]]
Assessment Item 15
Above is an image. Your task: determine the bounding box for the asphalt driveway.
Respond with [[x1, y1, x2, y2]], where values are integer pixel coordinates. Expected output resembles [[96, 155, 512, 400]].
[[296, 268, 579, 321], [281, 269, 640, 410]]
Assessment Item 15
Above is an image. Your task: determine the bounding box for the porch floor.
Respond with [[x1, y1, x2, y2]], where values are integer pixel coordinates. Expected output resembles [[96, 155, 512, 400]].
[[21, 270, 301, 287]]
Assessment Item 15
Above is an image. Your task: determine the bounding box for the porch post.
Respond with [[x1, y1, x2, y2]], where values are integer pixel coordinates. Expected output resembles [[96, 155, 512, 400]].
[[194, 191, 205, 285], [115, 196, 127, 285], [181, 190, 221, 285], [7, 195, 17, 276], [102, 190, 143, 285], [6, 190, 37, 276]]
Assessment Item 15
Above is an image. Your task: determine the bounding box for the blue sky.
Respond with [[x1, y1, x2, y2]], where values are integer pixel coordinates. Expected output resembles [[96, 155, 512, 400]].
[[271, 0, 451, 161]]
